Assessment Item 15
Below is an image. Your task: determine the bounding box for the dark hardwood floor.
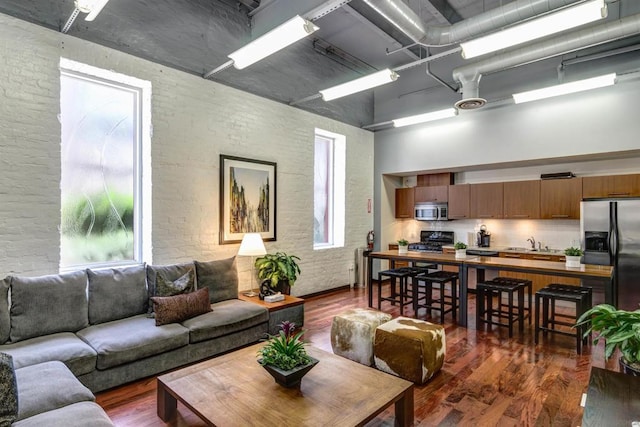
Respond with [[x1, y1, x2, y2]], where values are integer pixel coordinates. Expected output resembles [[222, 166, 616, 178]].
[[96, 287, 617, 426]]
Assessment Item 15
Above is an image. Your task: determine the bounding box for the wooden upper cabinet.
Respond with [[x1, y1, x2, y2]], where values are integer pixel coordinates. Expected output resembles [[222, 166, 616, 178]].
[[540, 178, 582, 219], [582, 174, 640, 199], [417, 173, 454, 187], [448, 184, 470, 219], [503, 180, 540, 219], [414, 185, 448, 203], [395, 187, 414, 219], [470, 183, 504, 219]]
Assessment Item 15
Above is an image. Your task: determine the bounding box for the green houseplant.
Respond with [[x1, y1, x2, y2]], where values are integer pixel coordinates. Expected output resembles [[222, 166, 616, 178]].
[[454, 241, 467, 258], [564, 247, 583, 267], [564, 247, 584, 256], [255, 252, 301, 294], [397, 239, 409, 254], [575, 304, 640, 376], [257, 321, 318, 387]]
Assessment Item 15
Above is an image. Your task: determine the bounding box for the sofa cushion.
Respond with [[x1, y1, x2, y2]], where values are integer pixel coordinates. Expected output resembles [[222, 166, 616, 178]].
[[87, 265, 147, 325], [0, 353, 17, 426], [76, 314, 189, 370], [181, 299, 268, 343], [0, 278, 9, 344], [152, 288, 212, 326], [13, 401, 114, 427], [9, 271, 88, 343], [0, 332, 97, 376], [146, 262, 196, 316], [195, 257, 238, 304], [15, 361, 95, 421]]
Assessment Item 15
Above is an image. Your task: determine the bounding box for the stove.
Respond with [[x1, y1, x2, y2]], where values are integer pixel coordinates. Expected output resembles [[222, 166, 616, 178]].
[[408, 231, 455, 253]]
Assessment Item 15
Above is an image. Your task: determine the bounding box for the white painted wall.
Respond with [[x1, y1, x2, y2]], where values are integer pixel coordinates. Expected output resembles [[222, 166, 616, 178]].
[[0, 14, 374, 296]]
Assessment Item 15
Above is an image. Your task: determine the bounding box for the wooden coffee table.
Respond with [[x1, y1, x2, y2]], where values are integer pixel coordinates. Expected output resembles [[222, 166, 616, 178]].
[[157, 343, 414, 426]]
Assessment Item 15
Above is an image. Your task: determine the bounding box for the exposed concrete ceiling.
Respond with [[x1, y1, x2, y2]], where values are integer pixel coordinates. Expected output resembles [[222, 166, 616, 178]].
[[1, 0, 639, 128]]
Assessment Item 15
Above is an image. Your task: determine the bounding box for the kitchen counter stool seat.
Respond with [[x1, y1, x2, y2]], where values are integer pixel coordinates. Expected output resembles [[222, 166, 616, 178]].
[[476, 277, 531, 338], [377, 268, 413, 316], [414, 271, 459, 323], [535, 283, 592, 354]]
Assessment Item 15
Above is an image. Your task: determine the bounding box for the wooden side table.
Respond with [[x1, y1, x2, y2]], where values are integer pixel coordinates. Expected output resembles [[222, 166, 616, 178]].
[[238, 294, 305, 335]]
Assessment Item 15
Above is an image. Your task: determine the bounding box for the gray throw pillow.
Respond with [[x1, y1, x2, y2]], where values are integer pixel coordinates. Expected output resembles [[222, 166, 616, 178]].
[[0, 278, 9, 344], [87, 265, 148, 325], [0, 353, 18, 426], [9, 270, 88, 343], [146, 262, 196, 316], [156, 270, 195, 297], [194, 257, 238, 304]]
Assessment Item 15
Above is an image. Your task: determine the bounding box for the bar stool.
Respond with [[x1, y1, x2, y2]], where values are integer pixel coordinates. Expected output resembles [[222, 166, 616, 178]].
[[476, 277, 532, 338], [377, 268, 413, 316], [491, 277, 533, 325], [535, 283, 592, 354], [414, 271, 459, 323]]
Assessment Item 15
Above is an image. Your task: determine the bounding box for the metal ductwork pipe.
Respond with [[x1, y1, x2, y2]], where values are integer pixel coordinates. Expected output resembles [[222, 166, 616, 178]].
[[362, 0, 582, 46], [453, 12, 640, 104]]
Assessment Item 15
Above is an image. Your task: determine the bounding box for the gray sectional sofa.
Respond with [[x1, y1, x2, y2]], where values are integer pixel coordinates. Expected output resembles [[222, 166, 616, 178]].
[[0, 256, 270, 425]]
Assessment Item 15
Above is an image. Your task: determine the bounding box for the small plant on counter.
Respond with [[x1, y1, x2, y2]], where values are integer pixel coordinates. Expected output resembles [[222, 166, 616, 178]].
[[454, 242, 467, 250], [564, 247, 584, 256], [397, 239, 409, 246]]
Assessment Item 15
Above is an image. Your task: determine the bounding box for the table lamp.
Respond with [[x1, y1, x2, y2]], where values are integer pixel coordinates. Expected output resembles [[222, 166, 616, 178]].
[[238, 233, 266, 297]]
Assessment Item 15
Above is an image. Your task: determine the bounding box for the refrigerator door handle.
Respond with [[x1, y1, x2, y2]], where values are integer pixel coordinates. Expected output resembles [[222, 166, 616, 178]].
[[609, 202, 618, 261]]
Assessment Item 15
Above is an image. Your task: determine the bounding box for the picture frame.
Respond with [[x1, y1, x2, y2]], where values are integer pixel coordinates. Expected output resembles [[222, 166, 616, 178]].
[[219, 155, 277, 244]]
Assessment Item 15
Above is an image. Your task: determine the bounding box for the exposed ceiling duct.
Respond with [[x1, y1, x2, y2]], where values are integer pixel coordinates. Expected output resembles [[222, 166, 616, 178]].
[[452, 12, 640, 105], [361, 0, 582, 46]]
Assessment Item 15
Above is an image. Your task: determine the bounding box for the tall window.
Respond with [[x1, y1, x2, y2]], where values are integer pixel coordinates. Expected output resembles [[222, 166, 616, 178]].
[[59, 58, 151, 270], [314, 129, 345, 249]]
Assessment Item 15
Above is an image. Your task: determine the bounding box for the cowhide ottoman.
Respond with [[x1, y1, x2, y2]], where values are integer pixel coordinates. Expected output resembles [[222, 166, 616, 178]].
[[373, 317, 445, 384], [330, 308, 392, 366]]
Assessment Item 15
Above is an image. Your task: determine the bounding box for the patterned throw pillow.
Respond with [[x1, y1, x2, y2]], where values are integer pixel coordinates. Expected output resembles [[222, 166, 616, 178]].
[[147, 269, 195, 318], [151, 288, 212, 326], [0, 353, 18, 426]]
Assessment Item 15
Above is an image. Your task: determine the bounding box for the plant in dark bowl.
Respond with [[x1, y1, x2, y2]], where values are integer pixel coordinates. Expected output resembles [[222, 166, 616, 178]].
[[575, 304, 640, 376], [255, 252, 301, 294], [257, 321, 318, 387]]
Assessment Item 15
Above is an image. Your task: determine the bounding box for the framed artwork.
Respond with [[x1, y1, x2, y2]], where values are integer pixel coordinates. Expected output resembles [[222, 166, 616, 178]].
[[219, 155, 277, 244]]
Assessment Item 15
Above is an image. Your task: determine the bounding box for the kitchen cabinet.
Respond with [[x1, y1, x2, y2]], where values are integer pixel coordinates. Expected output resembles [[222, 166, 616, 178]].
[[582, 174, 640, 198], [503, 180, 540, 219], [470, 183, 503, 219], [414, 185, 448, 203], [395, 187, 414, 219], [540, 178, 582, 219], [448, 184, 470, 219]]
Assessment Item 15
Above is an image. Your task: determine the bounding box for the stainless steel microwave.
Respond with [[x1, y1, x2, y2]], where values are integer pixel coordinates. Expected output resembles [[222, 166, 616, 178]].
[[415, 203, 448, 221]]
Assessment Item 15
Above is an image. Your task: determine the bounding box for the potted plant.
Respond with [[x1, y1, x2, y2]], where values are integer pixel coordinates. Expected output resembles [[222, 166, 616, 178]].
[[575, 304, 640, 376], [397, 238, 409, 254], [257, 321, 319, 387], [454, 241, 467, 259], [564, 247, 583, 267], [255, 252, 301, 294]]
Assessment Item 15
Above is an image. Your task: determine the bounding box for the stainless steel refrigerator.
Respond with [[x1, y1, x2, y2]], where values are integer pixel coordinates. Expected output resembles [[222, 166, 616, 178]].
[[581, 200, 640, 311]]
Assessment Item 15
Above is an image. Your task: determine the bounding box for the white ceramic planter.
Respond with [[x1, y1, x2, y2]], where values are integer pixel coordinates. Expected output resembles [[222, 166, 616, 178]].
[[565, 255, 581, 268], [455, 249, 467, 259], [398, 245, 408, 254]]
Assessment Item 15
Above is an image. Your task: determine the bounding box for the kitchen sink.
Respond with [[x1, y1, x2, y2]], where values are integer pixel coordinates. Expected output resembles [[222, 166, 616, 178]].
[[505, 247, 528, 251]]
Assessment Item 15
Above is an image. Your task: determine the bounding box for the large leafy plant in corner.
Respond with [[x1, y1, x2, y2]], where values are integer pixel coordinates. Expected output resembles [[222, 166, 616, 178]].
[[258, 321, 311, 371], [575, 304, 640, 370], [255, 252, 301, 290]]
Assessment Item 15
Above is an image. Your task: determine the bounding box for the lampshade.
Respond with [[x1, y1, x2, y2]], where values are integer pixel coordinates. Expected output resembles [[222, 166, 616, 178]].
[[392, 108, 458, 128], [238, 233, 267, 257], [512, 73, 616, 104], [460, 0, 607, 59], [228, 15, 319, 70], [74, 0, 110, 21], [319, 69, 399, 101]]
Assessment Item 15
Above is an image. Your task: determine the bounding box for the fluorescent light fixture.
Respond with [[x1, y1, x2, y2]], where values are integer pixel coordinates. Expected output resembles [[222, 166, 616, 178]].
[[75, 0, 110, 21], [460, 0, 606, 59], [512, 73, 616, 104], [320, 69, 399, 101], [392, 108, 458, 128], [228, 16, 318, 70]]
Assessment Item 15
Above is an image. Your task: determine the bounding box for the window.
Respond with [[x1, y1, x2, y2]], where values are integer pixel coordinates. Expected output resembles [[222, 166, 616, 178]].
[[314, 129, 345, 249], [59, 58, 151, 270]]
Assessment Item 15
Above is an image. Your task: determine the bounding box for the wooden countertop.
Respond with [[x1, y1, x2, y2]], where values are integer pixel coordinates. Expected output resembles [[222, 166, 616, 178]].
[[368, 250, 465, 264]]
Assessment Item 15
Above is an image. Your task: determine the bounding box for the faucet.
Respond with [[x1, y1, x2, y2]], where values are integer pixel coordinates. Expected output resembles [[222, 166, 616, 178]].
[[527, 236, 536, 250]]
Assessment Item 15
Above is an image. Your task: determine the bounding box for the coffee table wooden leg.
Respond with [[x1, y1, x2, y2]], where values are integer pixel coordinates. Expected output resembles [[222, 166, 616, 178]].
[[395, 386, 414, 427], [157, 380, 177, 421]]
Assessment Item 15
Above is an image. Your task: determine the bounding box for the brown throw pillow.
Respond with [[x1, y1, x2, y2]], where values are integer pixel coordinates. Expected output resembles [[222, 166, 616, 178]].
[[151, 288, 212, 326]]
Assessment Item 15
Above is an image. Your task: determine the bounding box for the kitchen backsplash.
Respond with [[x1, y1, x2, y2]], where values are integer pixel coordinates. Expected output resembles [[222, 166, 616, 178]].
[[394, 219, 581, 250]]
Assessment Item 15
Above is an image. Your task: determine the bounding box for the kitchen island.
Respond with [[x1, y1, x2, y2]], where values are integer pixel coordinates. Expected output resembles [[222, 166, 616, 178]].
[[366, 251, 614, 327]]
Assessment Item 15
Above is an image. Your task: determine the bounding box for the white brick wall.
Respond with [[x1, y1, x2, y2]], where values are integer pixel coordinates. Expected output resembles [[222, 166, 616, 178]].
[[0, 14, 374, 295]]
